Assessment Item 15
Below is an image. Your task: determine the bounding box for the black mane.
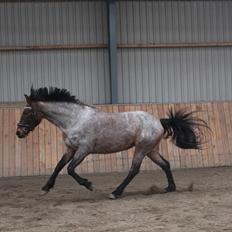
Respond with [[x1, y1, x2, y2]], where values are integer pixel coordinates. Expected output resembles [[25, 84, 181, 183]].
[[28, 87, 85, 105]]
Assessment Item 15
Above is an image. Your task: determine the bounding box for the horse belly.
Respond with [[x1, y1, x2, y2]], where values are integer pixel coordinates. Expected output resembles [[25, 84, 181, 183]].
[[93, 133, 135, 154]]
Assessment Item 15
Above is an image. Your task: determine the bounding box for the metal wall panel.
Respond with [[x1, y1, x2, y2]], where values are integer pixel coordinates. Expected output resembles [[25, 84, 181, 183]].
[[117, 1, 232, 44], [0, 1, 110, 104], [0, 49, 110, 104], [1, 1, 232, 104], [118, 47, 232, 103], [117, 1, 232, 103], [0, 1, 107, 46]]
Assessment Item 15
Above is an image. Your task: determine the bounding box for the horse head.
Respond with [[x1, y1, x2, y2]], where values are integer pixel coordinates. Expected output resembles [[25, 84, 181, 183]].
[[16, 95, 42, 138]]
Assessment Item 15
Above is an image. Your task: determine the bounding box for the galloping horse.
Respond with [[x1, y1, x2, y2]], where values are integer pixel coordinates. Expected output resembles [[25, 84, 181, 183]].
[[16, 87, 208, 199]]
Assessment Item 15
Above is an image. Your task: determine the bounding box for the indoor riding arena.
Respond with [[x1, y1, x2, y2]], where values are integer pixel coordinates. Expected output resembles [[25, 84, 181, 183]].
[[1, 1, 232, 232]]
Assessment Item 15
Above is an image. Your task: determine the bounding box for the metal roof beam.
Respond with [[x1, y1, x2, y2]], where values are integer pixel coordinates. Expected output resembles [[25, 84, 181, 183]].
[[107, 0, 118, 104]]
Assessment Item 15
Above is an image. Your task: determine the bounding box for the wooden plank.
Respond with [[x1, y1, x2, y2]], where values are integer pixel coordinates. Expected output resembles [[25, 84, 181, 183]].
[[3, 109, 10, 177], [205, 102, 215, 167], [0, 109, 3, 177], [199, 103, 210, 168], [212, 102, 223, 166], [208, 102, 219, 167], [15, 108, 22, 176], [227, 102, 232, 165], [214, 102, 225, 166], [98, 154, 106, 173], [86, 156, 94, 174], [50, 124, 57, 174], [223, 102, 232, 164], [26, 129, 33, 176], [20, 128, 28, 176], [32, 126, 40, 176], [39, 121, 46, 175], [8, 109, 16, 176], [191, 103, 203, 168], [44, 121, 52, 175], [214, 103, 225, 166], [86, 154, 94, 175]]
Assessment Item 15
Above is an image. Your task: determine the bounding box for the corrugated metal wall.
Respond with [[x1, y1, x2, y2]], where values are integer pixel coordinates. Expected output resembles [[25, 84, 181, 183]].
[[118, 47, 232, 103], [117, 1, 232, 44], [117, 1, 232, 103], [0, 1, 107, 46], [0, 1, 232, 104], [0, 1, 110, 104]]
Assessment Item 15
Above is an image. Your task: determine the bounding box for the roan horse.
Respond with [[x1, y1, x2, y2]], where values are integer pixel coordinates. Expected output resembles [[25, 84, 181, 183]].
[[16, 87, 208, 199]]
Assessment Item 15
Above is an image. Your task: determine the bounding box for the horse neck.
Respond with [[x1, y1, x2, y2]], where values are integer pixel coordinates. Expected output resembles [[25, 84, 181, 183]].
[[35, 102, 87, 131]]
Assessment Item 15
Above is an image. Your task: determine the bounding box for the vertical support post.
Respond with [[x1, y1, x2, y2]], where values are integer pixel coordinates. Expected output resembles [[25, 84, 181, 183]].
[[107, 0, 118, 104]]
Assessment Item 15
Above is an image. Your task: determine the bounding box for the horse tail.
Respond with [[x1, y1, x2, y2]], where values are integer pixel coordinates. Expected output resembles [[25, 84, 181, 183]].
[[160, 109, 210, 149]]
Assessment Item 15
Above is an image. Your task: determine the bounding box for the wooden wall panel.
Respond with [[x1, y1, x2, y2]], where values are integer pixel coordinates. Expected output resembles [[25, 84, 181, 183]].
[[0, 109, 3, 177], [3, 109, 9, 176], [0, 101, 231, 177]]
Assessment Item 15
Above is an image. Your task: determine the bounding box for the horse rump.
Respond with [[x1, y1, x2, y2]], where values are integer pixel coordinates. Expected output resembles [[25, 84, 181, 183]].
[[160, 109, 210, 149]]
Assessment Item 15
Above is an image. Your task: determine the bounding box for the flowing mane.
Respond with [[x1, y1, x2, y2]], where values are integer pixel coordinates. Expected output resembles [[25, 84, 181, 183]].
[[28, 87, 87, 106]]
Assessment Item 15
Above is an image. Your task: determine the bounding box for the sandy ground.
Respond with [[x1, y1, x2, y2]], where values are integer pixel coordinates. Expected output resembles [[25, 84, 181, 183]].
[[0, 167, 232, 232]]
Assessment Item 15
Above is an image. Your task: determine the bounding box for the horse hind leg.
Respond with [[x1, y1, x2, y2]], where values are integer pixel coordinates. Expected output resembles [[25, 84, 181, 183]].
[[147, 150, 176, 192], [109, 147, 146, 199]]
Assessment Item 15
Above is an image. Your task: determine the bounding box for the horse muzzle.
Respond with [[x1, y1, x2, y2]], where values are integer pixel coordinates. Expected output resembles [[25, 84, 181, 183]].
[[16, 128, 29, 138]]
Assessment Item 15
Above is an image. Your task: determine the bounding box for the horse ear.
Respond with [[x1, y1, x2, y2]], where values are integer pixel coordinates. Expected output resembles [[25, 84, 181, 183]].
[[24, 94, 32, 106]]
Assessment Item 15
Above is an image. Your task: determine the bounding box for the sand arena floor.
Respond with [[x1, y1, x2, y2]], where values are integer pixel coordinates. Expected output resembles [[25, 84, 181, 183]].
[[0, 167, 232, 232]]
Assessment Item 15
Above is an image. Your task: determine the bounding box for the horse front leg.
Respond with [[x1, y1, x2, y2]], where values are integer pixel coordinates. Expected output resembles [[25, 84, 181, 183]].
[[41, 148, 75, 194], [67, 149, 93, 191]]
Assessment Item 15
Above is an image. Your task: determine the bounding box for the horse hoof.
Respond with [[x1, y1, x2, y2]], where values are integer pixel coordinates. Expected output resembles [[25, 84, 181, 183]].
[[165, 186, 176, 192], [40, 190, 49, 196], [88, 184, 94, 191], [85, 182, 94, 191], [108, 193, 117, 200]]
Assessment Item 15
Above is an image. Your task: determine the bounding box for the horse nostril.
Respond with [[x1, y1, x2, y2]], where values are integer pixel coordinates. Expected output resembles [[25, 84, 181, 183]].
[[16, 130, 22, 137]]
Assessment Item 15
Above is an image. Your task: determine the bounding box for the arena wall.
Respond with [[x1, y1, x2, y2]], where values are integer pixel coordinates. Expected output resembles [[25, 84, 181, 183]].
[[0, 101, 231, 177]]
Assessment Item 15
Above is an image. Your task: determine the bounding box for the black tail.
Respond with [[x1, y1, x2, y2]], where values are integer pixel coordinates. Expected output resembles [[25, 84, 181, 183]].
[[160, 109, 210, 149]]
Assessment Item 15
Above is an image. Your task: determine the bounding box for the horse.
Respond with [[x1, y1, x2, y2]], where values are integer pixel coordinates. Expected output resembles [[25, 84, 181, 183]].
[[16, 87, 209, 199]]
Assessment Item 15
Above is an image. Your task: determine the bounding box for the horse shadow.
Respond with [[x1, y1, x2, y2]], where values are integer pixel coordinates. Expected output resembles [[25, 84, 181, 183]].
[[40, 183, 194, 206]]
